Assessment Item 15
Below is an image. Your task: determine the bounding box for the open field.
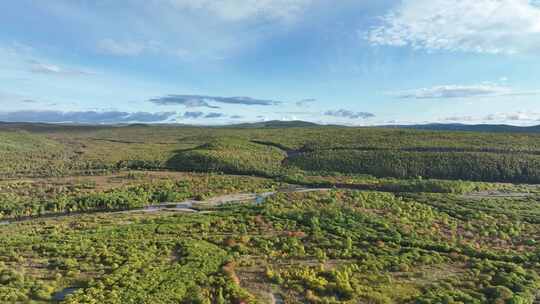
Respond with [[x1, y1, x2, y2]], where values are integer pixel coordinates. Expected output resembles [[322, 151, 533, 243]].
[[1, 124, 540, 303]]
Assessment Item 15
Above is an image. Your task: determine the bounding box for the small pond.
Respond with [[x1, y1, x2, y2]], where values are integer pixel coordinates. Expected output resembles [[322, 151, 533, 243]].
[[52, 287, 80, 301]]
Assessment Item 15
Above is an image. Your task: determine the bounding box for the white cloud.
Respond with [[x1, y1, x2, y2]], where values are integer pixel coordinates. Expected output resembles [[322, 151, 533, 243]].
[[324, 109, 375, 119], [29, 61, 93, 76], [368, 0, 540, 54], [97, 39, 152, 56], [296, 98, 316, 107], [32, 63, 62, 74], [443, 111, 540, 124], [484, 112, 539, 122], [443, 115, 476, 122], [167, 0, 311, 21], [391, 84, 539, 99], [39, 1, 312, 60], [97, 38, 193, 58]]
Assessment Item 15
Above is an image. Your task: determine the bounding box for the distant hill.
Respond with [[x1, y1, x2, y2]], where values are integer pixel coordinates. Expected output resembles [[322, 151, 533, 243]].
[[3, 120, 540, 133], [383, 123, 540, 133], [0, 122, 120, 133], [226, 120, 322, 128]]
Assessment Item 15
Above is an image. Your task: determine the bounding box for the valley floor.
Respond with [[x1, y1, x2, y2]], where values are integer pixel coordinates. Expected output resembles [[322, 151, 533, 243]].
[[1, 170, 540, 303]]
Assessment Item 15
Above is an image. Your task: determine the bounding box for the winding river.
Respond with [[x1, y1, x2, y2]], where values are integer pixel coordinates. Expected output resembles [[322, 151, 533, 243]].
[[0, 187, 331, 225]]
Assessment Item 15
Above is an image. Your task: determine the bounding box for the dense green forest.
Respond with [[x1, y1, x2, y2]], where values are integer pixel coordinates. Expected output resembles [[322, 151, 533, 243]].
[[2, 124, 540, 182], [1, 124, 540, 303], [2, 181, 540, 303]]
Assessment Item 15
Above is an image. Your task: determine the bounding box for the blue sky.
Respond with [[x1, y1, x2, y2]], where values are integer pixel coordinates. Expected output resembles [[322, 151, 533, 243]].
[[1, 0, 539, 125]]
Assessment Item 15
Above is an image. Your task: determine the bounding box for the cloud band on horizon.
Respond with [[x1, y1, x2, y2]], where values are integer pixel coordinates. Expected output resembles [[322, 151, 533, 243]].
[[390, 84, 540, 99], [149, 94, 283, 108], [0, 110, 177, 124], [324, 109, 375, 119]]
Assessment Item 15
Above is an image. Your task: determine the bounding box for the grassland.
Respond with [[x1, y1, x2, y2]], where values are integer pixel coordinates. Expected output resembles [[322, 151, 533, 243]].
[[1, 124, 540, 303]]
